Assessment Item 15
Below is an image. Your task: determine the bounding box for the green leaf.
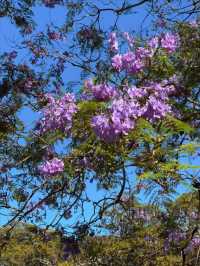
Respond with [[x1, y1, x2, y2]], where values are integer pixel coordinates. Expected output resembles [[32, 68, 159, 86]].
[[163, 116, 193, 134], [179, 143, 200, 155]]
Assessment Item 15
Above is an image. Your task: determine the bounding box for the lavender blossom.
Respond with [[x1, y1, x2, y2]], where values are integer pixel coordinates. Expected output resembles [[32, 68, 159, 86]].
[[39, 93, 77, 134], [123, 32, 135, 47], [161, 33, 179, 53], [85, 80, 117, 101], [111, 54, 123, 72], [39, 157, 64, 176], [108, 32, 118, 52]]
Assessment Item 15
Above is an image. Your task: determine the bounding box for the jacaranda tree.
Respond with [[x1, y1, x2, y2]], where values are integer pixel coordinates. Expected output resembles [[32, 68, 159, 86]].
[[0, 1, 200, 265]]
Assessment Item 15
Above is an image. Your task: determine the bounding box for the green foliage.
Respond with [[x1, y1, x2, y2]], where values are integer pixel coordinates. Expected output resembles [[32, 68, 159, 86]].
[[151, 53, 175, 79], [0, 224, 61, 266], [0, 191, 200, 265]]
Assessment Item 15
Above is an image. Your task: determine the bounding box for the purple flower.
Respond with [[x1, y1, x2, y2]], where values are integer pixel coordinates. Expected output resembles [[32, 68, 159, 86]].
[[39, 157, 64, 176], [111, 97, 141, 120], [189, 20, 198, 28], [143, 96, 171, 122], [135, 47, 153, 59], [39, 93, 77, 134], [78, 157, 92, 169], [85, 81, 117, 101], [92, 84, 117, 101], [164, 230, 186, 252], [127, 86, 148, 99], [43, 93, 56, 104], [108, 32, 118, 52], [122, 52, 144, 73], [112, 54, 123, 71], [84, 79, 93, 90], [135, 82, 175, 121], [148, 36, 159, 50], [90, 81, 175, 142], [191, 236, 200, 248], [91, 114, 118, 142], [161, 33, 179, 53], [91, 111, 134, 143], [111, 36, 164, 74], [184, 236, 200, 254], [123, 32, 135, 47], [147, 37, 159, 57], [122, 51, 135, 66], [189, 211, 198, 220], [91, 96, 141, 142]]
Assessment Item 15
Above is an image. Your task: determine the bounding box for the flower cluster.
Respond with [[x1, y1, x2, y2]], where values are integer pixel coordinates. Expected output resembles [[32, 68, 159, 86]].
[[112, 32, 179, 73], [164, 230, 186, 252], [38, 157, 64, 177], [160, 33, 179, 53], [89, 31, 178, 142], [148, 36, 159, 50], [164, 230, 200, 254], [36, 30, 179, 175], [39, 93, 77, 134], [111, 51, 145, 73], [184, 236, 200, 253], [91, 82, 174, 142], [91, 114, 121, 143], [91, 99, 140, 142], [84, 80, 117, 101], [138, 82, 175, 122]]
